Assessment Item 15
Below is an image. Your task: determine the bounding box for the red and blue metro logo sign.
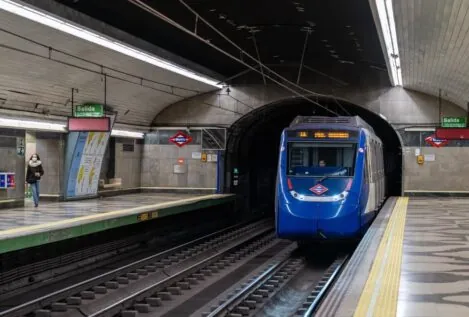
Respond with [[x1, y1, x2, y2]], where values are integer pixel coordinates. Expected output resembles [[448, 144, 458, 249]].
[[310, 183, 329, 195], [169, 131, 193, 147], [425, 134, 448, 148]]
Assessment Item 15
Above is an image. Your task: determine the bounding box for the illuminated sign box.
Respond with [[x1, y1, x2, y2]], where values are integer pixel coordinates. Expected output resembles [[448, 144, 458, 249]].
[[68, 117, 110, 132], [436, 128, 469, 140], [74, 104, 104, 117], [0, 174, 5, 189], [0, 173, 15, 189], [296, 131, 350, 138]]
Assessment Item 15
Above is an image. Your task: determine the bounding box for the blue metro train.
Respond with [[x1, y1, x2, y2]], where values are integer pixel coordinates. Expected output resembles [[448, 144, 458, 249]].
[[275, 116, 386, 242]]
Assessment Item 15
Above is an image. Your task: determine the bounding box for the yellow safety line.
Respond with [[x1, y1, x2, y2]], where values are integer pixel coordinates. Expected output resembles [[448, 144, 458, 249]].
[[354, 197, 409, 317], [0, 194, 231, 237], [405, 190, 469, 193]]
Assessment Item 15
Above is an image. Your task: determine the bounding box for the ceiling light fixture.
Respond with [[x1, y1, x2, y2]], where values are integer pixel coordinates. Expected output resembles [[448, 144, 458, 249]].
[[0, 117, 67, 132], [111, 129, 144, 139], [0, 116, 146, 137], [0, 0, 223, 88], [375, 0, 402, 86]]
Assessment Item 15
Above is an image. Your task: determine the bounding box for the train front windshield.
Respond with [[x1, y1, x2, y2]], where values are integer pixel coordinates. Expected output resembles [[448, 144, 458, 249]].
[[287, 142, 357, 177]]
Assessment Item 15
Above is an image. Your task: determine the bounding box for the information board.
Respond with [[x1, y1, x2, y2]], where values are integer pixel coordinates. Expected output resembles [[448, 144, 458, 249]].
[[74, 104, 104, 117], [442, 117, 467, 128], [64, 114, 116, 199], [0, 173, 15, 189], [6, 173, 15, 188], [68, 117, 110, 132], [0, 174, 5, 189]]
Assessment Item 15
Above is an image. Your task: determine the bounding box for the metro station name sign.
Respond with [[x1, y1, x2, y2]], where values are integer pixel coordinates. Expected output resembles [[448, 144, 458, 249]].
[[441, 116, 466, 128], [74, 104, 104, 117], [425, 134, 448, 148], [169, 131, 193, 147]]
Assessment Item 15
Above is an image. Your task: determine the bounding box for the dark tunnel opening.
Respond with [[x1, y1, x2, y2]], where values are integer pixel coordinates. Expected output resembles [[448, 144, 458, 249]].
[[224, 96, 402, 216]]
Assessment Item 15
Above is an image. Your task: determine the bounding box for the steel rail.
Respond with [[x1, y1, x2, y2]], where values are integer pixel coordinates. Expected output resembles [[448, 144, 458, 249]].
[[206, 256, 293, 317], [0, 220, 270, 317], [302, 255, 349, 317], [87, 228, 275, 317]]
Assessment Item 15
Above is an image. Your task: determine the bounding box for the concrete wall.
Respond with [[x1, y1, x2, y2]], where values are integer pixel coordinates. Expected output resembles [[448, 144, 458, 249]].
[[141, 132, 217, 188], [155, 85, 462, 126], [25, 131, 63, 196], [25, 133, 143, 195], [154, 84, 469, 193], [115, 139, 143, 188], [398, 128, 469, 192], [0, 129, 25, 206], [403, 147, 469, 192]]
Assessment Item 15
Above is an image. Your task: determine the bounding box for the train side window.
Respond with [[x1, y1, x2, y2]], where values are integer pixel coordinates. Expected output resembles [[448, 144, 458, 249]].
[[364, 150, 369, 184], [370, 142, 373, 183], [365, 139, 371, 184], [379, 144, 383, 176], [373, 140, 378, 182], [370, 143, 373, 182]]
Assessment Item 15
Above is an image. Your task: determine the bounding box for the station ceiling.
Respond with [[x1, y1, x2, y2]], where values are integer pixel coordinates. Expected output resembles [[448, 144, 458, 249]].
[[393, 0, 469, 109], [0, 2, 218, 126], [53, 0, 387, 85], [5, 0, 468, 126]]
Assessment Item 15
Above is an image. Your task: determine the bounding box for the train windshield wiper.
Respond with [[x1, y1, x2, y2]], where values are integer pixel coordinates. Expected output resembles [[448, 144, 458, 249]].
[[317, 168, 347, 183], [317, 174, 333, 183]]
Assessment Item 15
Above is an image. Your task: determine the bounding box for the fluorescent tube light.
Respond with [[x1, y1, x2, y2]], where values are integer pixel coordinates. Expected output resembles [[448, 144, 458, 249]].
[[0, 117, 67, 132], [376, 0, 402, 86], [404, 127, 435, 132], [0, 0, 223, 88], [0, 117, 146, 137], [111, 129, 144, 139]]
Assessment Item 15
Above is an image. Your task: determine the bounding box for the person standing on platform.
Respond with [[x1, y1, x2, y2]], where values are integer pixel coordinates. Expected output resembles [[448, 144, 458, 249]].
[[26, 153, 44, 208]]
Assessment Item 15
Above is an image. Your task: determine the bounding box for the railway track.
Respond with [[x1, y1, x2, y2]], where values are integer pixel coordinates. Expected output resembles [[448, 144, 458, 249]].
[[0, 220, 274, 317], [1, 218, 350, 317], [202, 253, 348, 317]]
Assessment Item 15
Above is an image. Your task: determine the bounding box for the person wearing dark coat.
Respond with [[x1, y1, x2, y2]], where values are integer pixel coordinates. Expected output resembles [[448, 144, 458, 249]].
[[26, 153, 44, 207]]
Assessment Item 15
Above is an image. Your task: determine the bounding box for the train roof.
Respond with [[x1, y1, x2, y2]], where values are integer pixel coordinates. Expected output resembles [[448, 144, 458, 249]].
[[289, 116, 375, 133]]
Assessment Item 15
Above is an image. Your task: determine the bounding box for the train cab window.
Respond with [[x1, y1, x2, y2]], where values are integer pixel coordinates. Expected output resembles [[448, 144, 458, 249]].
[[287, 142, 357, 177]]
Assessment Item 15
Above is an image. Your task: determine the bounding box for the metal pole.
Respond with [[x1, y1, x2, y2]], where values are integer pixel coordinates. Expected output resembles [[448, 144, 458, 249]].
[[438, 88, 442, 126], [297, 31, 310, 85], [467, 102, 469, 127], [104, 73, 107, 108], [71, 88, 74, 116]]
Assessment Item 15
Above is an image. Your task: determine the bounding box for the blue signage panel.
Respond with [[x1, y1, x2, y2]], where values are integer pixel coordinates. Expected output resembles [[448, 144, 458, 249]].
[[6, 173, 15, 188], [0, 173, 6, 189]]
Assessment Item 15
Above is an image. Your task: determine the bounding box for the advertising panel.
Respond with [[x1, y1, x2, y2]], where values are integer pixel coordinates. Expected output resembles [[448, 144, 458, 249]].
[[64, 114, 116, 199]]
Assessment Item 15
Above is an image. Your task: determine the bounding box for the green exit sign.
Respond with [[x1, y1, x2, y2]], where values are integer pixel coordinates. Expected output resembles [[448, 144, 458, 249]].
[[74, 104, 104, 117], [442, 117, 467, 128]]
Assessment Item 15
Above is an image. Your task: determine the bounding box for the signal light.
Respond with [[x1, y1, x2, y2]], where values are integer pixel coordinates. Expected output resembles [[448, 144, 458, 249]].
[[287, 178, 293, 190]]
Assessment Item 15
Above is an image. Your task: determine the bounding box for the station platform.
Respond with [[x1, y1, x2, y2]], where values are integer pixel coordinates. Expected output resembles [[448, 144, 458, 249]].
[[0, 192, 235, 255], [318, 196, 469, 317]]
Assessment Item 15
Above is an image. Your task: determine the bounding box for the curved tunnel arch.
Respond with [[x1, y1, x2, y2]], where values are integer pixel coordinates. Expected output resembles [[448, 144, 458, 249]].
[[224, 96, 403, 216]]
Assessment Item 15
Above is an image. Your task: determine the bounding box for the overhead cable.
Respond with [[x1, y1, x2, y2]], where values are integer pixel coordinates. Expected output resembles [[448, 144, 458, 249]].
[[128, 0, 341, 116], [178, 0, 349, 112]]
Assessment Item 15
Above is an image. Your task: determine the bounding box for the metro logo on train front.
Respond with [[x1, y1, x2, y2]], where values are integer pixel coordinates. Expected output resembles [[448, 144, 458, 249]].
[[310, 183, 328, 195]]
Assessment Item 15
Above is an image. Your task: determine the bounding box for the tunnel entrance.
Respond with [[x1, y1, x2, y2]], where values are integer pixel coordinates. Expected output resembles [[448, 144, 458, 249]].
[[224, 96, 402, 216]]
